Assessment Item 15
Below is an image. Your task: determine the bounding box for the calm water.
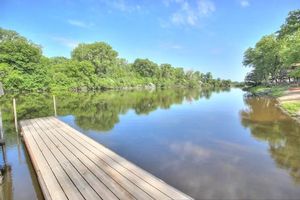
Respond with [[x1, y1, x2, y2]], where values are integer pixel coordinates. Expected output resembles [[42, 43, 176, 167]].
[[0, 88, 300, 200]]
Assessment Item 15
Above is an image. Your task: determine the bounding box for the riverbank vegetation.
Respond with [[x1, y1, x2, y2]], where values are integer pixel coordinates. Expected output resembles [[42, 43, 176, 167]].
[[247, 85, 288, 97], [243, 10, 300, 86], [281, 102, 300, 115], [0, 28, 231, 93]]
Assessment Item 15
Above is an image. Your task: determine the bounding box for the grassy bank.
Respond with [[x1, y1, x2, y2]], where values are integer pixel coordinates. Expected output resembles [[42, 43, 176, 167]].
[[281, 102, 300, 115], [246, 85, 288, 97]]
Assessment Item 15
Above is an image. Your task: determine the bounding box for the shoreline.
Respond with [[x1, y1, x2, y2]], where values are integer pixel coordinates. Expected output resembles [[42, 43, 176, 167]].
[[245, 85, 300, 123]]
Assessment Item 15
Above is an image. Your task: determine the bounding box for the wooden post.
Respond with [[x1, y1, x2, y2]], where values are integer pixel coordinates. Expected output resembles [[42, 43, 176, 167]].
[[0, 110, 3, 139], [53, 95, 57, 117], [0, 82, 4, 97], [13, 98, 18, 133], [0, 108, 7, 166], [1, 142, 7, 165]]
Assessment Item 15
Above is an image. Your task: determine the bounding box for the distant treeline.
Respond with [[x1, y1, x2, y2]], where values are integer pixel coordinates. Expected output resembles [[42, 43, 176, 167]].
[[243, 9, 300, 86], [0, 28, 231, 92]]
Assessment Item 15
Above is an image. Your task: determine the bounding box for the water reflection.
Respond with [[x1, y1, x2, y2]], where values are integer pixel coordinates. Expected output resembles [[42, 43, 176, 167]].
[[0, 88, 300, 199], [0, 89, 217, 133], [240, 97, 300, 184]]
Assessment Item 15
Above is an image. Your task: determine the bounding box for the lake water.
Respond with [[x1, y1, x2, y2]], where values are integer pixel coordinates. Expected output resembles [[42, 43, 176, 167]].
[[0, 88, 300, 200]]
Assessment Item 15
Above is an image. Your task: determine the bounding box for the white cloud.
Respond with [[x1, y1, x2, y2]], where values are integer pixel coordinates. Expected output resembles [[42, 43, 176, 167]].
[[169, 142, 212, 161], [165, 0, 216, 27], [198, 0, 215, 15], [52, 37, 79, 49], [67, 19, 93, 28], [99, 0, 141, 13], [239, 0, 250, 7], [113, 0, 141, 12]]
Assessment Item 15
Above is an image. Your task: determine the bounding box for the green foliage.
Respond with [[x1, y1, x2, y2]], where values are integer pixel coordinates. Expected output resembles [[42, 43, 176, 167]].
[[71, 42, 118, 77], [280, 30, 300, 67], [49, 59, 95, 90], [0, 28, 42, 73], [0, 27, 231, 92], [243, 35, 282, 84], [243, 9, 300, 85], [132, 58, 159, 78], [278, 10, 300, 38], [247, 85, 287, 97], [281, 102, 300, 115], [0, 28, 48, 91]]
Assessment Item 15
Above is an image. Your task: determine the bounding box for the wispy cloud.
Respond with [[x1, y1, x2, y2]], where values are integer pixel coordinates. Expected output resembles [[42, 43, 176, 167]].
[[198, 0, 215, 15], [52, 37, 79, 49], [161, 42, 183, 50], [164, 0, 215, 27], [239, 0, 250, 7], [67, 19, 93, 28], [111, 0, 141, 12], [96, 0, 141, 13]]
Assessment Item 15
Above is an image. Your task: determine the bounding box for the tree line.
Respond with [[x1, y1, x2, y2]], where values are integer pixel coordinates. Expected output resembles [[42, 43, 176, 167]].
[[0, 28, 231, 92], [243, 10, 300, 86]]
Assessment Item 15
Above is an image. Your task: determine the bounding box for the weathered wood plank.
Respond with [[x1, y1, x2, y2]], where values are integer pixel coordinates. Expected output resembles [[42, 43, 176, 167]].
[[29, 119, 102, 200], [49, 117, 192, 200], [38, 118, 153, 200], [20, 117, 193, 200], [32, 118, 122, 200], [20, 120, 67, 200], [25, 121, 84, 200]]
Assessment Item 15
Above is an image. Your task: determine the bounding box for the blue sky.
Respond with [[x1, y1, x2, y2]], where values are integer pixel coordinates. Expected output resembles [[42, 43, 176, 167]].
[[1, 0, 299, 81]]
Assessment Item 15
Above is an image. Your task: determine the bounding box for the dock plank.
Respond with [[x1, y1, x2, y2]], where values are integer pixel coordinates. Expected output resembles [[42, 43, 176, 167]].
[[26, 121, 84, 200], [29, 119, 103, 200], [49, 117, 191, 199], [20, 120, 67, 200], [34, 118, 131, 200], [20, 117, 193, 200]]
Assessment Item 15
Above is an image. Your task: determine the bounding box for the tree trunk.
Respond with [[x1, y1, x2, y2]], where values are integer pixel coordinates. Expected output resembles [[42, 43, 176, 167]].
[[0, 82, 4, 96]]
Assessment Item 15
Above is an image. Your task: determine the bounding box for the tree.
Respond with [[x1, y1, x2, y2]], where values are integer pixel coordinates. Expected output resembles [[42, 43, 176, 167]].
[[243, 9, 300, 85], [0, 28, 42, 74], [243, 35, 282, 83], [278, 9, 300, 38], [204, 72, 213, 83], [0, 28, 25, 41], [49, 59, 95, 90], [0, 27, 227, 92], [160, 64, 173, 78], [280, 30, 300, 67], [132, 58, 159, 78], [71, 42, 118, 77], [0, 28, 46, 91], [244, 71, 261, 86]]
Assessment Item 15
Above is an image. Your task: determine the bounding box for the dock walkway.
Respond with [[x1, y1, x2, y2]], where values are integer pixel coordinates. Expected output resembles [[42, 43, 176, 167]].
[[20, 117, 192, 200]]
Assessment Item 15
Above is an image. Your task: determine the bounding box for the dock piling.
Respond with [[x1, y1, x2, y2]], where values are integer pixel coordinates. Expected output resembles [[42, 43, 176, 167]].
[[13, 98, 18, 133], [53, 95, 57, 117]]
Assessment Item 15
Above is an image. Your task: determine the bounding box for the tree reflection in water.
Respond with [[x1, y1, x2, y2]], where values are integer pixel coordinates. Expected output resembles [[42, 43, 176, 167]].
[[240, 97, 300, 184], [0, 88, 219, 139]]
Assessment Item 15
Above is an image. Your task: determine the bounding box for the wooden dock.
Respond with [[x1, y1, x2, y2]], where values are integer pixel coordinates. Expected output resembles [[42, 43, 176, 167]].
[[20, 117, 192, 200]]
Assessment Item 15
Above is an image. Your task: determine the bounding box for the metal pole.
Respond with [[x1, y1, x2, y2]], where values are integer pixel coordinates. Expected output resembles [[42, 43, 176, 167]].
[[13, 98, 18, 133], [53, 95, 57, 117]]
